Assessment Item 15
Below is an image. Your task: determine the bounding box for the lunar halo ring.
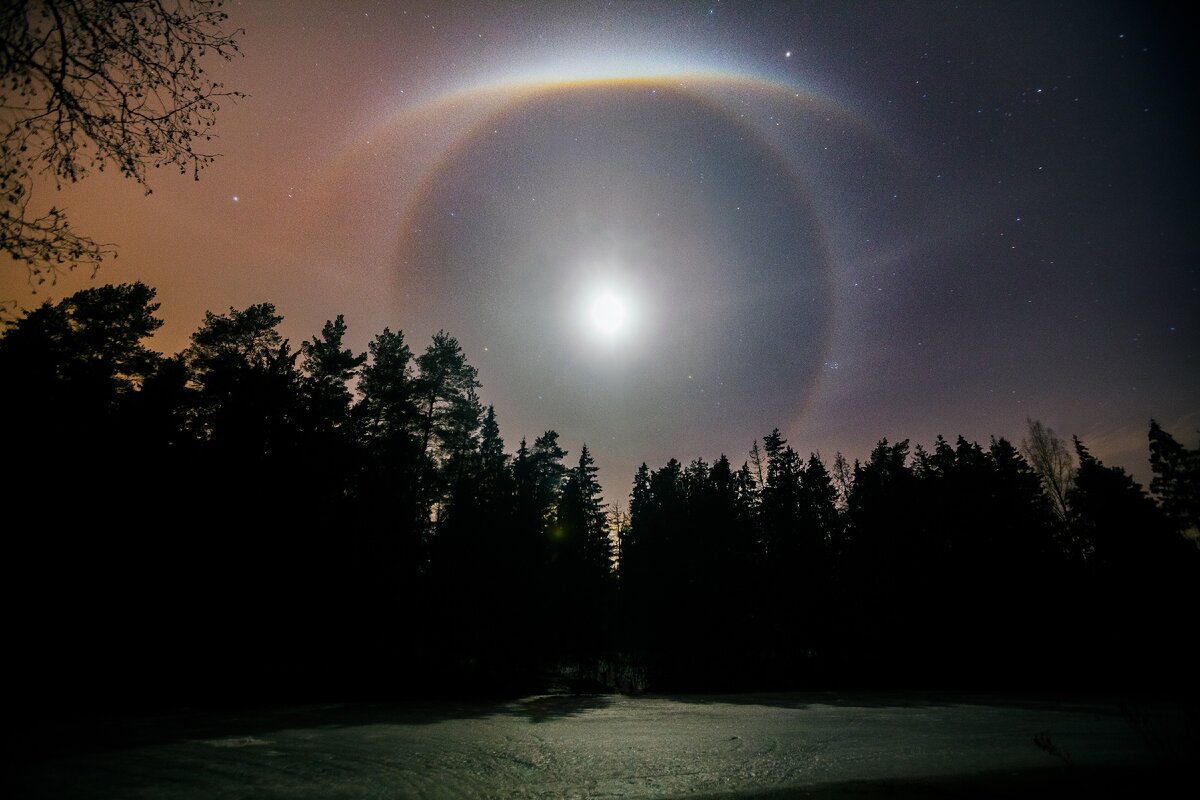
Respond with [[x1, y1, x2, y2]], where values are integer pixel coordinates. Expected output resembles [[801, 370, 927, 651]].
[[312, 66, 889, 431]]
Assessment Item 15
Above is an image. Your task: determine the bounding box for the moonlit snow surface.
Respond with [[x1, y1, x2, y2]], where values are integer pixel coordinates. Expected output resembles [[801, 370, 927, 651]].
[[14, 693, 1187, 799]]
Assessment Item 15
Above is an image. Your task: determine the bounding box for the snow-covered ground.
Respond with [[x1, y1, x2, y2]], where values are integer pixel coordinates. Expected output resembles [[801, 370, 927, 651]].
[[11, 693, 1192, 798]]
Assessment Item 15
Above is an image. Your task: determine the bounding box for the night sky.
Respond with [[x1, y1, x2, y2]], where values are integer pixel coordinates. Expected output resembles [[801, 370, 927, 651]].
[[4, 0, 1196, 495]]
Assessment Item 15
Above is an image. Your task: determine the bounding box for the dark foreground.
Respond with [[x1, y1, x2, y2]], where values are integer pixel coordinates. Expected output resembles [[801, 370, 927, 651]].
[[7, 693, 1194, 798]]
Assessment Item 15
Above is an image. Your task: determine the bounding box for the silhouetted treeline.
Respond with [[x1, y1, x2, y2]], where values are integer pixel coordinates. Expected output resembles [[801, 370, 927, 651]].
[[622, 429, 1198, 691], [2, 283, 1196, 709]]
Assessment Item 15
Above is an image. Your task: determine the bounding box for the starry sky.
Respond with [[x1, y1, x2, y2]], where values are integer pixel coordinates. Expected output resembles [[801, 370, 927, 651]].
[[4, 0, 1197, 495]]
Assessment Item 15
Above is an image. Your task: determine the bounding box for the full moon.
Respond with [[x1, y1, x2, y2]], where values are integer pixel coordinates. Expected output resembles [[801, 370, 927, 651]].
[[588, 291, 628, 336]]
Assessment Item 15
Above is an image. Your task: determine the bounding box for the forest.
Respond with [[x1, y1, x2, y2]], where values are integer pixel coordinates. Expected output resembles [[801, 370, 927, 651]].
[[3, 282, 1197, 710]]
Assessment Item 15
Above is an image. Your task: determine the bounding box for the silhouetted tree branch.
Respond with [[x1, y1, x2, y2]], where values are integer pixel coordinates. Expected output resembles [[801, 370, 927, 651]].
[[1, 0, 243, 283]]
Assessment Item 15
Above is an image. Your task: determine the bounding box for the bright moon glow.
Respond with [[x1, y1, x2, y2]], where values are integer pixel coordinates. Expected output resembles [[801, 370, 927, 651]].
[[589, 291, 628, 335]]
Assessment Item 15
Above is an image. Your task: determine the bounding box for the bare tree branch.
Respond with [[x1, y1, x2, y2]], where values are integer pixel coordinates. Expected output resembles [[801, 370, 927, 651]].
[[1020, 417, 1075, 521], [1, 0, 244, 284]]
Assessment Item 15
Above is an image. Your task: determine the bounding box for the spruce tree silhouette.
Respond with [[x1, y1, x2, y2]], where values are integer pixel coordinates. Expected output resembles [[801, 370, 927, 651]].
[[1148, 420, 1200, 537], [1066, 437, 1197, 686], [552, 445, 612, 658]]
